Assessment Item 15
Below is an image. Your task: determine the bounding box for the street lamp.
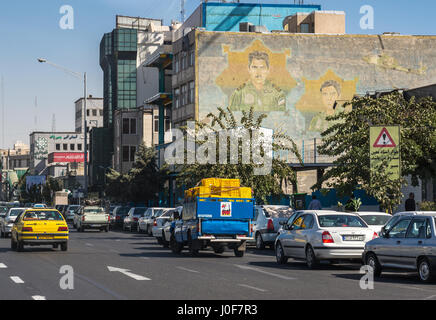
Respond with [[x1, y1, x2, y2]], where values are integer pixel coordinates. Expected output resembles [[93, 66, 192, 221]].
[[37, 58, 88, 198]]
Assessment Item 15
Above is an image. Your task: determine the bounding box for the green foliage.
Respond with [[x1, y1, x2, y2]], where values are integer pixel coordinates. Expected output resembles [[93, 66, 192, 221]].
[[105, 143, 169, 204], [177, 106, 302, 204], [344, 198, 362, 212], [316, 92, 436, 213], [419, 201, 436, 211]]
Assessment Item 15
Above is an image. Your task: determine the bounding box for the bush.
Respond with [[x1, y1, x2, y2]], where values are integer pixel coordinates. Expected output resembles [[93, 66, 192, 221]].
[[418, 201, 436, 211]]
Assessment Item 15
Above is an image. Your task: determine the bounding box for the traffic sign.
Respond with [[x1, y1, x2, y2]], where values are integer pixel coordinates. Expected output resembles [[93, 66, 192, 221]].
[[370, 126, 400, 182]]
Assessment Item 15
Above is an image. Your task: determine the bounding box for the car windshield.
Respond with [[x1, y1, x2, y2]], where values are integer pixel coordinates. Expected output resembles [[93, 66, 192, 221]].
[[9, 209, 25, 217], [133, 208, 147, 216], [69, 206, 80, 212], [117, 207, 130, 215], [160, 209, 173, 218], [84, 207, 104, 214], [263, 207, 294, 219], [154, 209, 165, 217], [22, 210, 64, 221], [318, 215, 367, 228], [360, 215, 391, 226]]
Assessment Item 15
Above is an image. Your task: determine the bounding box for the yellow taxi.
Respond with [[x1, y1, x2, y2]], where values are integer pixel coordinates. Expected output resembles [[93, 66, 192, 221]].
[[11, 209, 69, 252]]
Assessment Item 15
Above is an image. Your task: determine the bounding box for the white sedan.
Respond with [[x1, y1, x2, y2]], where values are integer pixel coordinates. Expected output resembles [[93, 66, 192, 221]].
[[354, 212, 392, 234], [275, 211, 378, 269]]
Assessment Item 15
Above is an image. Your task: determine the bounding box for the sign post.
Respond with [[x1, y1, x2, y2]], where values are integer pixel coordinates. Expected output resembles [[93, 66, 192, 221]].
[[370, 126, 401, 182]]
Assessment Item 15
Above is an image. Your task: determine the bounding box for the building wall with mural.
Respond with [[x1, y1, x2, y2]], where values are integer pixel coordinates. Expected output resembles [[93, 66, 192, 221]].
[[195, 31, 436, 163]]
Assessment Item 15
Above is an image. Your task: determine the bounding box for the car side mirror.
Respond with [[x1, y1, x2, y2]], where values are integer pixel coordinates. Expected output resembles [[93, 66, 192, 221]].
[[381, 227, 389, 238]]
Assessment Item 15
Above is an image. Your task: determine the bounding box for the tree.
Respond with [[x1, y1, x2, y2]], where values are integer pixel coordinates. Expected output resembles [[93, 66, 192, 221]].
[[177, 106, 302, 204], [105, 144, 168, 204], [315, 91, 436, 213]]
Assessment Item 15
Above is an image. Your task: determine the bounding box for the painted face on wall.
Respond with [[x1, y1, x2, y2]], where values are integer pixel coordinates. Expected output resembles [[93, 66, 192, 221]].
[[248, 58, 270, 90], [321, 84, 340, 113]]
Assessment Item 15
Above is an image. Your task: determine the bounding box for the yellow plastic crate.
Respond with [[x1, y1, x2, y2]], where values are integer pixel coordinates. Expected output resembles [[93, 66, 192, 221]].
[[220, 179, 240, 188], [201, 178, 221, 187], [239, 187, 252, 199]]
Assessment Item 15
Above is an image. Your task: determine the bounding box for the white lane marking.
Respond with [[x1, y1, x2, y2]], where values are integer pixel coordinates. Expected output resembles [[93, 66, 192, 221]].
[[424, 295, 436, 300], [176, 266, 200, 273], [0, 263, 7, 268], [107, 266, 151, 281], [234, 265, 296, 280], [32, 296, 46, 300], [10, 276, 24, 284], [238, 284, 268, 292], [86, 243, 94, 247]]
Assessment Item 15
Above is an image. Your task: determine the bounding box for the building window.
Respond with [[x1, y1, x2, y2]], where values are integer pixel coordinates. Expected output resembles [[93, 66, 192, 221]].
[[189, 81, 195, 104], [56, 144, 61, 151], [174, 88, 180, 108], [99, 109, 103, 116], [154, 115, 159, 133], [63, 144, 68, 151], [130, 146, 136, 162], [300, 23, 310, 33], [78, 144, 82, 151], [87, 109, 90, 116], [130, 118, 136, 134], [165, 116, 171, 132], [122, 146, 129, 162], [70, 144, 75, 151], [92, 109, 97, 116], [122, 118, 130, 134], [190, 49, 195, 67], [174, 54, 179, 73], [182, 84, 188, 106]]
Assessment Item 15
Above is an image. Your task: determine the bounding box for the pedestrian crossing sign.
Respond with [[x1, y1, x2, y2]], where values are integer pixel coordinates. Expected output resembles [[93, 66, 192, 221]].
[[370, 126, 400, 181]]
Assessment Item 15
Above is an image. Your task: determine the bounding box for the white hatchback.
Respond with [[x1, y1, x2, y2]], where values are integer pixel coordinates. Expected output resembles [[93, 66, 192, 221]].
[[354, 212, 392, 234], [275, 211, 378, 269]]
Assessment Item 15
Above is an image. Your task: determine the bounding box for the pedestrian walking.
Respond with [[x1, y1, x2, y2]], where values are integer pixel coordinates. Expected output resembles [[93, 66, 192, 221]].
[[405, 193, 416, 211], [308, 195, 322, 210]]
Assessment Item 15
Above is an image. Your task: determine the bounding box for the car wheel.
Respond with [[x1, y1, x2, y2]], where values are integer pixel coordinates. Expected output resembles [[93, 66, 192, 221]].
[[11, 237, 17, 251], [147, 226, 152, 236], [365, 253, 382, 277], [105, 226, 109, 232], [305, 245, 319, 269], [418, 257, 435, 283], [188, 234, 199, 256], [61, 242, 68, 251], [275, 242, 288, 264], [234, 248, 244, 257], [17, 240, 24, 252], [255, 233, 265, 250], [170, 233, 183, 254]]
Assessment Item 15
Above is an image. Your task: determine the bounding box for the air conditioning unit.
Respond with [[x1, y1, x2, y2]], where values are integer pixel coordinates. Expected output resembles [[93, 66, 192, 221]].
[[252, 25, 269, 33], [239, 22, 253, 32]]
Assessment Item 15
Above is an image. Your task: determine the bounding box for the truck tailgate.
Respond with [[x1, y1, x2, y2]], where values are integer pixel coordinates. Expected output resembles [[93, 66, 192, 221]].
[[201, 219, 249, 235], [84, 214, 108, 224]]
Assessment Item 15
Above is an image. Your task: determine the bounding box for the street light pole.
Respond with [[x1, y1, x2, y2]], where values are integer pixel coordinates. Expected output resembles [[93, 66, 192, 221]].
[[37, 58, 88, 198]]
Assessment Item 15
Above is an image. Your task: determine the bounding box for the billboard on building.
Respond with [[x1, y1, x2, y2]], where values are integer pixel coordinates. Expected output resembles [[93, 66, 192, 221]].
[[195, 31, 436, 159], [48, 152, 85, 163]]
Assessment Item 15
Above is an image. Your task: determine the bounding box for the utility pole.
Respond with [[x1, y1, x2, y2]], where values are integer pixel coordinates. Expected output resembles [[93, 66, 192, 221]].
[[180, 0, 185, 23]]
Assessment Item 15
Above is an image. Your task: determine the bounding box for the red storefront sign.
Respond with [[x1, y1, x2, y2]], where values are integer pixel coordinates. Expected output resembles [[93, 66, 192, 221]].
[[48, 152, 85, 163]]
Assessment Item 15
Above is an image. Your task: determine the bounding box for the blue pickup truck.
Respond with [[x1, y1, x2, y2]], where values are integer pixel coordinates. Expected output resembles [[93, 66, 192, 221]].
[[170, 197, 255, 257]]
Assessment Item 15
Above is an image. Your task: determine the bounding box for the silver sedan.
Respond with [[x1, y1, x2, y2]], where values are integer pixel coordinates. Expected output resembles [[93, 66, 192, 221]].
[[275, 211, 377, 269], [363, 213, 436, 282]]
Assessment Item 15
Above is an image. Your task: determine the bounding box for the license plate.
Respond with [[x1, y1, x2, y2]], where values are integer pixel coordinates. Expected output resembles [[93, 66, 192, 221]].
[[38, 236, 54, 240], [343, 235, 364, 241]]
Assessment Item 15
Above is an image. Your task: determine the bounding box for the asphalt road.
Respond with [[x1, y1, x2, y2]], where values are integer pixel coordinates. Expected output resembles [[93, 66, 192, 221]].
[[1, 225, 436, 300]]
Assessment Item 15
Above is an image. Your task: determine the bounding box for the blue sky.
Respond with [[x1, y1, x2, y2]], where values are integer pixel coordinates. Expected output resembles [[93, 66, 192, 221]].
[[0, 0, 435, 148]]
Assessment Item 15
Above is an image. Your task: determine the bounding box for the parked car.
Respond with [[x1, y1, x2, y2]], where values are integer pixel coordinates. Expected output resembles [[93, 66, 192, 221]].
[[138, 207, 166, 235], [355, 212, 392, 234], [74, 206, 110, 232], [252, 205, 295, 249], [123, 207, 148, 232], [0, 206, 8, 216], [111, 206, 131, 229], [152, 208, 175, 244], [363, 212, 436, 282], [383, 211, 436, 234], [0, 207, 27, 238], [275, 210, 378, 269], [65, 205, 81, 222], [55, 205, 68, 218], [33, 203, 47, 208], [11, 209, 69, 252], [162, 207, 183, 248]]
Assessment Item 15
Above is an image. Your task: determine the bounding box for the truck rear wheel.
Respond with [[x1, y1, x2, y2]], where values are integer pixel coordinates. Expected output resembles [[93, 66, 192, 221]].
[[234, 248, 244, 257], [188, 234, 199, 256]]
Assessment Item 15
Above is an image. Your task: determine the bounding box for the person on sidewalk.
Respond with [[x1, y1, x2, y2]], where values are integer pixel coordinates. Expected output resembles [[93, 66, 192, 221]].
[[405, 193, 416, 211], [308, 195, 322, 210]]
